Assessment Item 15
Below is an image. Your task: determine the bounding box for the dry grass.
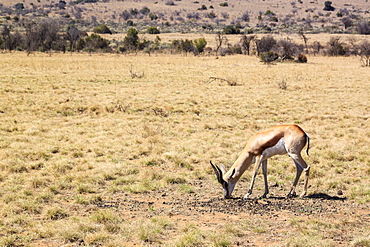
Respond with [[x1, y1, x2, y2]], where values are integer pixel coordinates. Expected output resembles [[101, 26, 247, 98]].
[[0, 50, 369, 246]]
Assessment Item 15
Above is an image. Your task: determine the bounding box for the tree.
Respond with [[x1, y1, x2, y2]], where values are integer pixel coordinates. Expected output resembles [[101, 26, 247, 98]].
[[256, 36, 277, 55], [38, 19, 60, 52], [23, 22, 37, 53], [327, 37, 347, 56], [298, 30, 309, 53], [349, 39, 370, 66], [1, 25, 11, 51], [357, 40, 370, 66], [215, 33, 228, 56], [312, 41, 323, 56], [277, 39, 303, 59], [341, 17, 353, 30], [123, 28, 139, 51], [66, 25, 82, 52], [240, 35, 255, 55]]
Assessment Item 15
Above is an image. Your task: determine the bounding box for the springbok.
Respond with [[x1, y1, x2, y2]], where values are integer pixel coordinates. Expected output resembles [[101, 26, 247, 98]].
[[211, 124, 310, 199]]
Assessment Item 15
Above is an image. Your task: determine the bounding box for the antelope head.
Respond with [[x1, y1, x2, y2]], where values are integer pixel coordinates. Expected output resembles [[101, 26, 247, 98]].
[[210, 161, 236, 199]]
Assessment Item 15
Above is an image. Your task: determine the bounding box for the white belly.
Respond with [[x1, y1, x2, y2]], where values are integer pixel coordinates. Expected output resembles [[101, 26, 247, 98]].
[[262, 138, 287, 159]]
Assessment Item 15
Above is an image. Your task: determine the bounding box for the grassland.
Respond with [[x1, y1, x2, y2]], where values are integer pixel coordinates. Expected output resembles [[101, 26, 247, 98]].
[[0, 50, 369, 246]]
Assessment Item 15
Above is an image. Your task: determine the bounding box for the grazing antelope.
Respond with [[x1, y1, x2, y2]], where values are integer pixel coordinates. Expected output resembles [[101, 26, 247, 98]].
[[211, 124, 310, 199]]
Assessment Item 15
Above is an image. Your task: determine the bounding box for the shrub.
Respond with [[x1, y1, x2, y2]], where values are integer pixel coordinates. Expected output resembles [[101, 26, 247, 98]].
[[277, 39, 303, 59], [93, 24, 112, 34], [297, 54, 308, 63], [165, 1, 175, 6], [256, 36, 277, 54], [149, 13, 158, 20], [241, 12, 250, 22], [323, 1, 335, 11], [140, 6, 150, 15], [265, 10, 276, 16], [260, 51, 279, 63], [327, 37, 347, 56], [356, 21, 370, 35], [172, 39, 194, 54], [198, 5, 207, 10], [147, 26, 160, 34], [85, 34, 110, 51], [14, 3, 24, 10], [121, 10, 131, 20], [341, 17, 353, 29], [207, 12, 217, 19], [223, 25, 240, 34], [194, 37, 207, 53], [230, 44, 243, 54], [130, 8, 139, 16], [219, 2, 228, 7]]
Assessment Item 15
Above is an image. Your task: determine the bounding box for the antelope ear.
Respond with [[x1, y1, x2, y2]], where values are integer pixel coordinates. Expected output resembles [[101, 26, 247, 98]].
[[219, 163, 226, 174], [228, 168, 236, 180]]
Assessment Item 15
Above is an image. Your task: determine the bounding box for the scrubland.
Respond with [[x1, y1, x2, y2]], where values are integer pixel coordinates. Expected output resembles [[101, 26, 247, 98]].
[[0, 51, 369, 246]]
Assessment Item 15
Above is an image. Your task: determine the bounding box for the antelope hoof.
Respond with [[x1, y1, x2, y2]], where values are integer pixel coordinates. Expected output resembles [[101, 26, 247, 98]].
[[287, 191, 297, 198], [299, 191, 307, 198], [243, 193, 251, 199]]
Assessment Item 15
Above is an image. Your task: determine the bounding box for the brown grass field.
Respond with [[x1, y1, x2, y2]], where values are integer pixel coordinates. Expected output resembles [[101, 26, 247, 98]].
[[0, 47, 369, 246]]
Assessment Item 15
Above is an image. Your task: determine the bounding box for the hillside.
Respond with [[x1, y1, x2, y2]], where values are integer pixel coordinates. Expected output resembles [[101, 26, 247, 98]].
[[1, 0, 369, 33]]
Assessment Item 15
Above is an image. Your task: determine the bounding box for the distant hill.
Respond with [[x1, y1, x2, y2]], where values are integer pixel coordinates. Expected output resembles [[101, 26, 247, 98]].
[[1, 0, 369, 34]]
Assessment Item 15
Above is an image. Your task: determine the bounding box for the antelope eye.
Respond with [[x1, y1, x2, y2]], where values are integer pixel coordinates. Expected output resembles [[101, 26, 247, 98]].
[[222, 181, 228, 190]]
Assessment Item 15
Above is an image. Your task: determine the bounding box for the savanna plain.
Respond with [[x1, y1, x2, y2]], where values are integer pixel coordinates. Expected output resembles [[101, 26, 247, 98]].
[[0, 50, 369, 246]]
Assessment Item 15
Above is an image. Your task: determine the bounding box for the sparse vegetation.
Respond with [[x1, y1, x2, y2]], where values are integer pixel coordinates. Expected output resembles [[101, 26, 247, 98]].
[[0, 0, 370, 245], [0, 51, 369, 246]]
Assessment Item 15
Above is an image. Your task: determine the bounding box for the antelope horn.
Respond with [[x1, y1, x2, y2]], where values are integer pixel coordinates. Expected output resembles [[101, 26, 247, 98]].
[[210, 161, 225, 184]]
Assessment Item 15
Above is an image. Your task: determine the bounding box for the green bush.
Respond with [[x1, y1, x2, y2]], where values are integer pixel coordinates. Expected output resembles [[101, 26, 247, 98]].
[[260, 51, 279, 63], [83, 34, 110, 52], [149, 13, 158, 20], [147, 26, 160, 34], [93, 24, 112, 34], [207, 12, 216, 19], [123, 28, 139, 50], [194, 37, 207, 53], [224, 25, 240, 34], [198, 5, 207, 10]]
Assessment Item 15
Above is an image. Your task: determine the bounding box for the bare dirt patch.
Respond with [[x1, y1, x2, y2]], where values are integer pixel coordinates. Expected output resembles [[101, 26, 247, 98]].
[[96, 179, 370, 246]]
